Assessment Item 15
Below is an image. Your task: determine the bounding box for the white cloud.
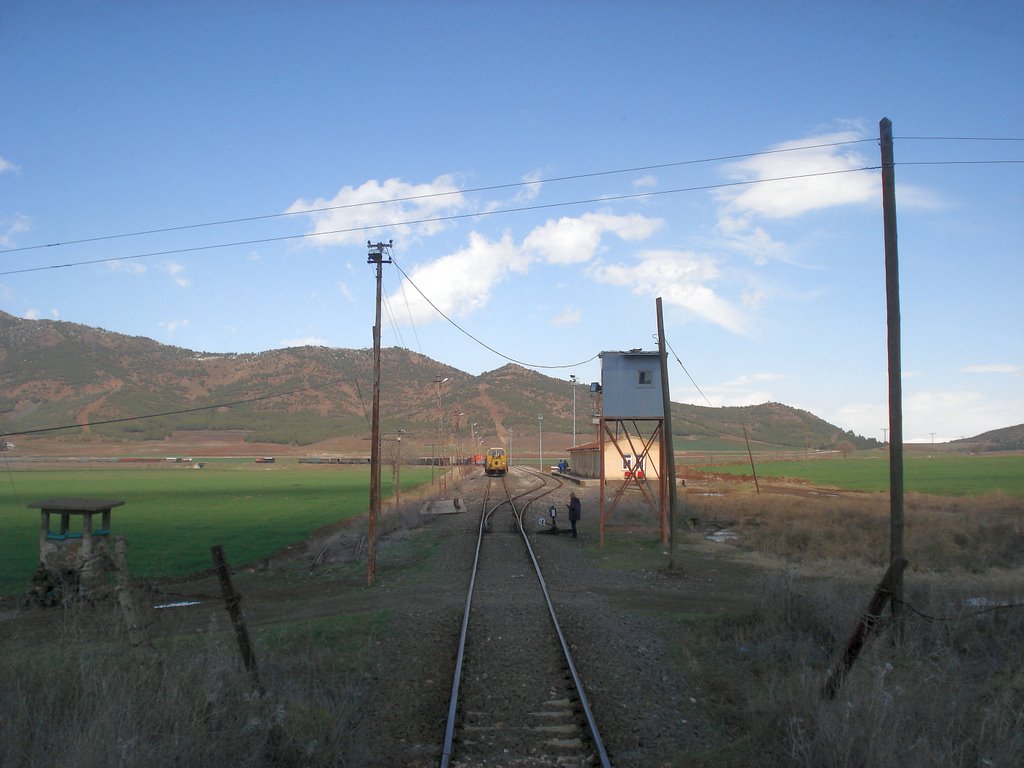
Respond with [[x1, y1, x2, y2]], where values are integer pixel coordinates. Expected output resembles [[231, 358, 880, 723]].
[[830, 401, 889, 440], [22, 308, 59, 321], [961, 363, 1020, 374], [513, 169, 543, 202], [106, 260, 147, 275], [0, 213, 31, 248], [387, 211, 662, 326], [281, 336, 330, 348], [287, 175, 466, 246], [336, 281, 354, 301], [522, 212, 662, 265], [0, 156, 19, 174], [633, 175, 658, 189], [162, 261, 190, 288], [551, 306, 582, 326], [721, 372, 787, 387], [895, 183, 945, 211], [715, 215, 788, 265], [159, 319, 189, 335], [716, 131, 876, 220], [387, 231, 520, 324], [593, 248, 749, 334]]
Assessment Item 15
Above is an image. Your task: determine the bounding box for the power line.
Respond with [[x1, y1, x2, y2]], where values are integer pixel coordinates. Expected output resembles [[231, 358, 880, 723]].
[[391, 256, 599, 371], [0, 375, 352, 439], [0, 138, 878, 256], [895, 135, 1024, 142], [0, 165, 883, 277], [665, 339, 715, 408], [898, 160, 1024, 167], [2, 136, 1019, 260]]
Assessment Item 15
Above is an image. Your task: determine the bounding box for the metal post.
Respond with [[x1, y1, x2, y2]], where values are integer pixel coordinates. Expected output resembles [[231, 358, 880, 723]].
[[367, 240, 392, 587], [879, 118, 904, 625]]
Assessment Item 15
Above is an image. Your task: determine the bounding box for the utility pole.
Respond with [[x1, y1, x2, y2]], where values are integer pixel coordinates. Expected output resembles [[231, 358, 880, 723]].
[[657, 298, 679, 567], [366, 240, 392, 588], [880, 118, 904, 626]]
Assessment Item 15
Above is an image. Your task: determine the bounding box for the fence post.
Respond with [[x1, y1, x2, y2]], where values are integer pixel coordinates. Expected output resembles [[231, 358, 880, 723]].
[[113, 535, 150, 650], [211, 544, 263, 693]]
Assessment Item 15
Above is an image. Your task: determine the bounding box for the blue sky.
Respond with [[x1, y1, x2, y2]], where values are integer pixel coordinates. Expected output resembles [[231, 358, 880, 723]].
[[1, 1, 1022, 443]]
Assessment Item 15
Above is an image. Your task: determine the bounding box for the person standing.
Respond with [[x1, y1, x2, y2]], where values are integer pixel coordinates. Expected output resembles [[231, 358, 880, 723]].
[[567, 492, 581, 539]]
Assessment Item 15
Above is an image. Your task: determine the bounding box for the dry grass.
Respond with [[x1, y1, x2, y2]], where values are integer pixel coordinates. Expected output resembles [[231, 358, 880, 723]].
[[677, 489, 1024, 767], [687, 491, 1024, 572], [0, 603, 374, 768], [680, 571, 1024, 767]]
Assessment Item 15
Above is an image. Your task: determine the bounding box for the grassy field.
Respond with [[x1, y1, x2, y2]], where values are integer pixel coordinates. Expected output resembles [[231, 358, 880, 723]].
[[700, 451, 1024, 496], [0, 460, 433, 596]]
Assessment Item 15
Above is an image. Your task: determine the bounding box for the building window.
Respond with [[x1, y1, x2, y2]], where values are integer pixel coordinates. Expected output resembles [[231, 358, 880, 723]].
[[622, 454, 633, 470], [638, 370, 654, 386]]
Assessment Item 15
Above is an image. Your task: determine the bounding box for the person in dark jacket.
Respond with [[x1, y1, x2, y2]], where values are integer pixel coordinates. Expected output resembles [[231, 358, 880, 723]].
[[567, 492, 581, 538]]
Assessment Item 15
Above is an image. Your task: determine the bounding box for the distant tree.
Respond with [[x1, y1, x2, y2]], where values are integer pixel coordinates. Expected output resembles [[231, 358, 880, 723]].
[[838, 440, 856, 458]]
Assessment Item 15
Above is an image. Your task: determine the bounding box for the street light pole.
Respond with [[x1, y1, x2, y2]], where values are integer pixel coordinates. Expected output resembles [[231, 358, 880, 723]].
[[570, 373, 577, 448], [538, 414, 543, 471]]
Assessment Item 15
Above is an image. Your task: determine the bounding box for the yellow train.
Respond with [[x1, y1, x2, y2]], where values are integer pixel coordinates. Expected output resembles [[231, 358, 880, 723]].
[[484, 447, 508, 476]]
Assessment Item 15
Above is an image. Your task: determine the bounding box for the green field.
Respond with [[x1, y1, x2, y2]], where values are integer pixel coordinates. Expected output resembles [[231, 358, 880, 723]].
[[701, 451, 1024, 496], [0, 461, 433, 596]]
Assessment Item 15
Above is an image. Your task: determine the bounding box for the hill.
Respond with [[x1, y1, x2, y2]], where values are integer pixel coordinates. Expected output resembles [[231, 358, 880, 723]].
[[951, 423, 1024, 452], [1, 311, 881, 451]]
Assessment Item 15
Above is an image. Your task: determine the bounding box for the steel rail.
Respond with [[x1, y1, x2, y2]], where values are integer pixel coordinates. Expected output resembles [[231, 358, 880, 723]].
[[441, 470, 612, 768], [440, 476, 501, 768], [511, 477, 613, 768]]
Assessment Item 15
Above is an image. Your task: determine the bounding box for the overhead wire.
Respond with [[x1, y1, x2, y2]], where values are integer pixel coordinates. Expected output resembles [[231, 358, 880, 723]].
[[390, 256, 599, 371], [3, 134, 1020, 263], [3, 137, 1019, 437], [3, 135, 1019, 259], [0, 375, 354, 439], [381, 284, 406, 350], [0, 165, 886, 277], [0, 137, 880, 256], [665, 339, 715, 408], [383, 242, 423, 356]]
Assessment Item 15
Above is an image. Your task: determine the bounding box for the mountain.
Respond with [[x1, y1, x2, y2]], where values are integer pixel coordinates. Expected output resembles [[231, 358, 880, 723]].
[[951, 424, 1024, 452], [1, 311, 882, 450]]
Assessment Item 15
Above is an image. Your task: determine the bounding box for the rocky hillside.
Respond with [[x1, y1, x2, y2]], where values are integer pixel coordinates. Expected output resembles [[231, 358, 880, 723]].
[[1, 311, 879, 449]]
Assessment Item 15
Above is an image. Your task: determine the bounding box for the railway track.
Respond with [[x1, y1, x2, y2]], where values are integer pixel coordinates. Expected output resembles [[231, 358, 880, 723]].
[[441, 468, 611, 767]]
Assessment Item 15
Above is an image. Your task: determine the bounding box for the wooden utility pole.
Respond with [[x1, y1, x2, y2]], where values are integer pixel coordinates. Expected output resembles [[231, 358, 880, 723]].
[[367, 240, 393, 587], [880, 118, 905, 623], [656, 298, 678, 566]]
